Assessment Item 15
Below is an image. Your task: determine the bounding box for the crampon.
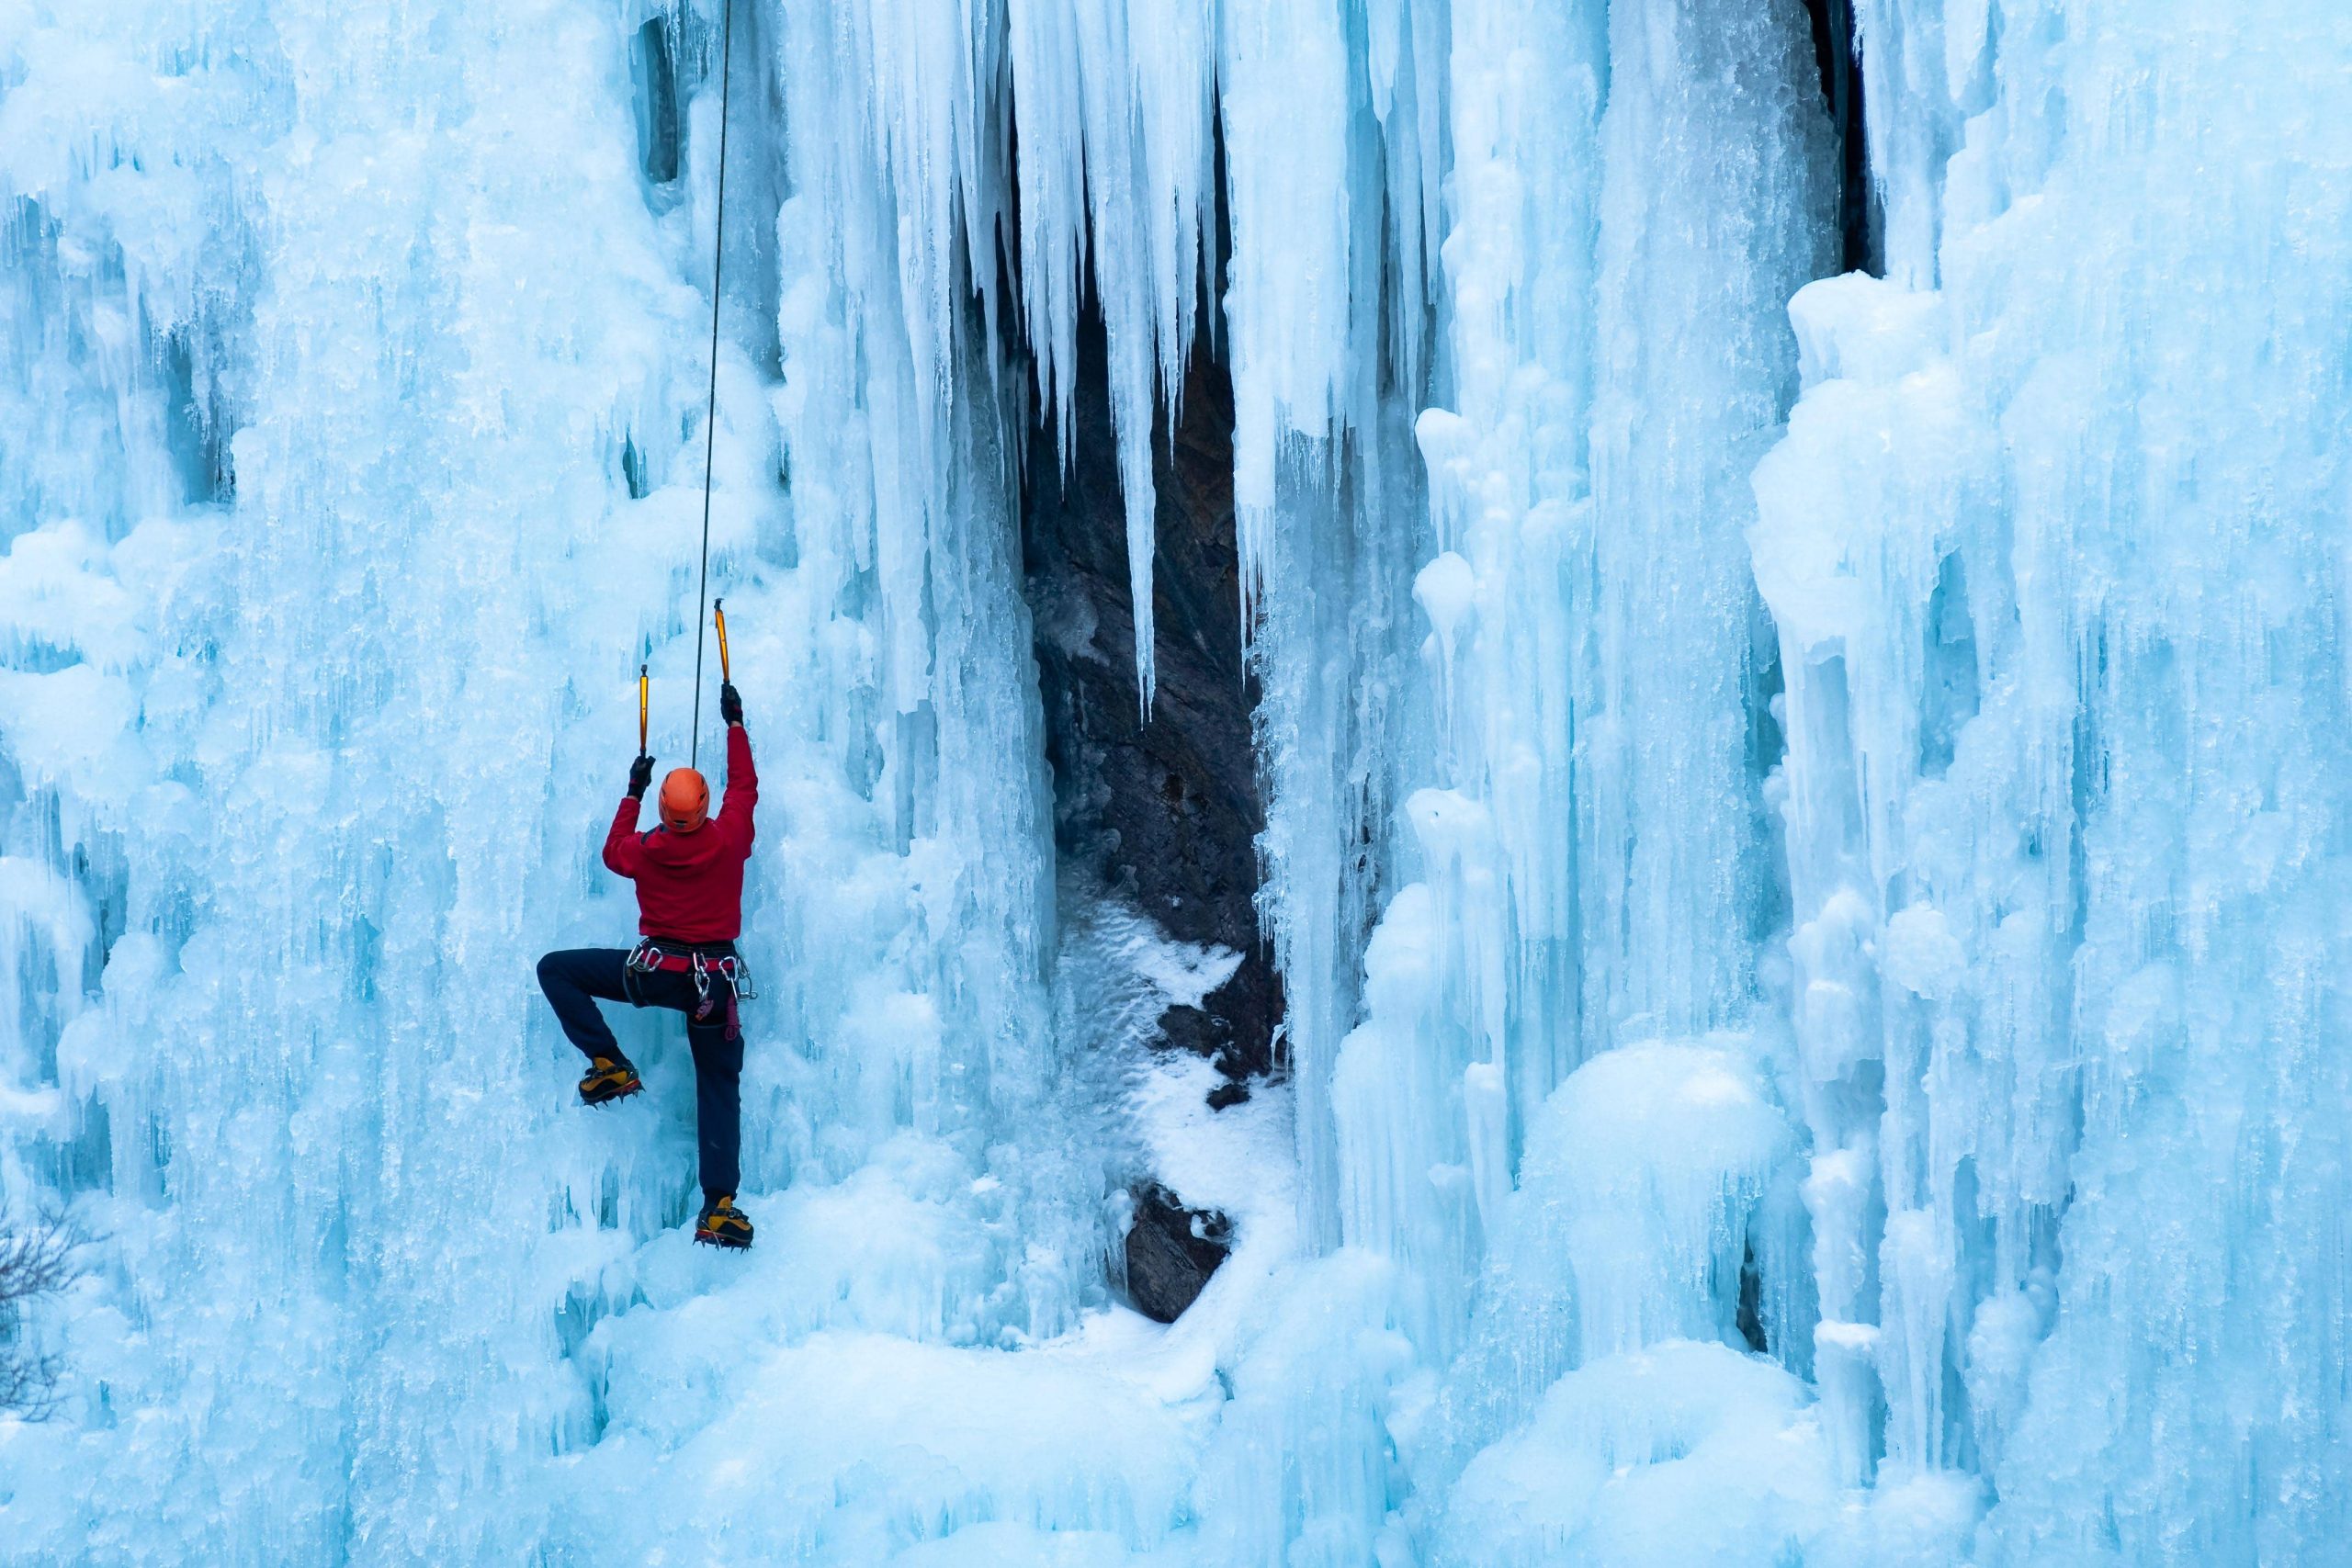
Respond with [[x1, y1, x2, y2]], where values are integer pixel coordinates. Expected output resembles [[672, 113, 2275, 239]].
[[694, 1194, 753, 1250], [578, 1057, 644, 1107]]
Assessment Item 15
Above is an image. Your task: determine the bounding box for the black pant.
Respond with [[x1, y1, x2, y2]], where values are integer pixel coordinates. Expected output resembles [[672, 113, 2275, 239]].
[[537, 946, 742, 1201]]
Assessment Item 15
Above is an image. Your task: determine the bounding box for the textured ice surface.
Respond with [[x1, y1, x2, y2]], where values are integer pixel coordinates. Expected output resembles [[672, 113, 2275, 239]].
[[5, 0, 2349, 1563]]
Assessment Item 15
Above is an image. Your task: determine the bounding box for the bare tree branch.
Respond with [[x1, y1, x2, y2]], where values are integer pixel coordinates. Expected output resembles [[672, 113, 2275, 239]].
[[0, 1204, 88, 1422]]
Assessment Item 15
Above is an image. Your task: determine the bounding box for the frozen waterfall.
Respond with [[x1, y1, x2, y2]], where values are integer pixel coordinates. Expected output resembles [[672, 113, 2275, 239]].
[[3, 0, 2348, 1562]]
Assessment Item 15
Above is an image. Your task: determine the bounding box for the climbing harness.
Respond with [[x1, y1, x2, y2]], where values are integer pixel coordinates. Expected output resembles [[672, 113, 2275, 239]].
[[689, 0, 736, 771], [626, 936, 758, 1041]]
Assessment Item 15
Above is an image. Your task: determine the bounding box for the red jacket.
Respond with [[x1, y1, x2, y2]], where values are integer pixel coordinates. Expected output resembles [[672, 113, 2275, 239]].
[[603, 724, 758, 943]]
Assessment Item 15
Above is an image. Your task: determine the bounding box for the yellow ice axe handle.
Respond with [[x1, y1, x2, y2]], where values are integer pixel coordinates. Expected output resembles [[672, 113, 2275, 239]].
[[715, 599, 731, 682], [638, 664, 650, 754]]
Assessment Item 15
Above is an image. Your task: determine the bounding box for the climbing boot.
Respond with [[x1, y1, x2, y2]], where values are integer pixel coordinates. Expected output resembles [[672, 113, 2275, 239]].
[[578, 1056, 644, 1107], [694, 1194, 753, 1250]]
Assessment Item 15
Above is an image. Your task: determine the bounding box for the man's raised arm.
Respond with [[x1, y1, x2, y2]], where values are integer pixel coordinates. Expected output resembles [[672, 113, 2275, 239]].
[[604, 753, 655, 875], [719, 683, 757, 854]]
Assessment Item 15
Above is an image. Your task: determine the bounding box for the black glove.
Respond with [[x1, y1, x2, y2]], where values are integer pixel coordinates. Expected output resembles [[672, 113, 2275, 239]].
[[719, 682, 743, 727], [628, 754, 655, 798]]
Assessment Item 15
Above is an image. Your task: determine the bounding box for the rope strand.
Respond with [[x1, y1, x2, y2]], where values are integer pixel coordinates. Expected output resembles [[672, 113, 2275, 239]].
[[691, 0, 735, 771]]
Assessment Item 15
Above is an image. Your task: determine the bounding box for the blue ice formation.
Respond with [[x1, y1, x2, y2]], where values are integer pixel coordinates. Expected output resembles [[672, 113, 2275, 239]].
[[2, 1, 2347, 1562]]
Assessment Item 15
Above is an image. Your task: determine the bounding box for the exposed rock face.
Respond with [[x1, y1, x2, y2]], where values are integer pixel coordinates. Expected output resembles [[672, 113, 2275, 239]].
[[1123, 1185, 1233, 1325], [1023, 304, 1266, 1320], [1023, 308, 1282, 1089]]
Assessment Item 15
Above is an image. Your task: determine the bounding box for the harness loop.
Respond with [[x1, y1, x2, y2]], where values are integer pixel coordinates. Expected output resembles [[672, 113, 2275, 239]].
[[625, 937, 754, 1040]]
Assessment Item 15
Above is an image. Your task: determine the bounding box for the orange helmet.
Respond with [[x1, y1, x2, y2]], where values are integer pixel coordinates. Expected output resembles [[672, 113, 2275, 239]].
[[659, 768, 709, 833]]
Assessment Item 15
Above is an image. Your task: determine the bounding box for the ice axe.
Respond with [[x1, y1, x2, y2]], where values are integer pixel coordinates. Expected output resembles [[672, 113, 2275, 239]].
[[638, 663, 650, 756], [715, 599, 731, 682]]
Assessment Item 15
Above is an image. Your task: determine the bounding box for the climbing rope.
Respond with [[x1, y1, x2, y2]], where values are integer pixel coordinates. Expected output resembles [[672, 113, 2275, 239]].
[[690, 0, 736, 770]]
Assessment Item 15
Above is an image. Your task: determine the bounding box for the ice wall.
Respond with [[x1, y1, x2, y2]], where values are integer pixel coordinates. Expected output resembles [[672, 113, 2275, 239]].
[[2, 6, 726, 1553], [1346, 0, 1849, 1551], [0, 0, 1091, 1558], [1357, 0, 1832, 1357], [5, 0, 2349, 1562], [1756, 1, 2352, 1556], [1290, 0, 2352, 1557], [1389, 0, 2352, 1557]]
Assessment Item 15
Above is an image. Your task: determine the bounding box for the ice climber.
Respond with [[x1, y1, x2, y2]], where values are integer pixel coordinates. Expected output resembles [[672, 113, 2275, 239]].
[[536, 679, 759, 1250]]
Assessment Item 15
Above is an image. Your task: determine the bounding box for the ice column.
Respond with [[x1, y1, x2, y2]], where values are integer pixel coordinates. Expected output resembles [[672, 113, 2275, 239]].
[[1582, 0, 1836, 1041], [1340, 0, 1608, 1360], [1227, 0, 1445, 1250], [766, 0, 1091, 1337], [1339, 0, 1834, 1382]]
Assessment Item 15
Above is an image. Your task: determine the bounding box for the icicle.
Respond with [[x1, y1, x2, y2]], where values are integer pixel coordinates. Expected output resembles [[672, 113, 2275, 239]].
[[1217, 0, 1353, 611], [1003, 0, 1218, 710]]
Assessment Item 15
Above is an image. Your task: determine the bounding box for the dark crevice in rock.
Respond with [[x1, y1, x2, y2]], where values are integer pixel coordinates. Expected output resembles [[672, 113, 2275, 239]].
[[1736, 1239, 1770, 1355], [160, 329, 233, 505], [1744, 613, 1792, 946], [1010, 100, 1260, 1323], [1022, 302, 1283, 1089], [630, 17, 681, 186], [1919, 550, 1981, 777], [1802, 0, 1882, 276], [717, 0, 789, 378]]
